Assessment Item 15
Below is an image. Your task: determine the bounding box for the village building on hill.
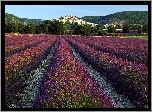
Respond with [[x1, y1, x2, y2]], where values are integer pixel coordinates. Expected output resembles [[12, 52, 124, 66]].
[[52, 14, 98, 27]]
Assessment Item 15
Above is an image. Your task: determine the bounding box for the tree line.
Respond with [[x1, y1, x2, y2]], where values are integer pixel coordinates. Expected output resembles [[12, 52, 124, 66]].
[[5, 20, 148, 36]]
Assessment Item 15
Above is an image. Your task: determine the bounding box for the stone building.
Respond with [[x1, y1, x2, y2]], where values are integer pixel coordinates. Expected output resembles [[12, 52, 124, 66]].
[[52, 14, 97, 27]]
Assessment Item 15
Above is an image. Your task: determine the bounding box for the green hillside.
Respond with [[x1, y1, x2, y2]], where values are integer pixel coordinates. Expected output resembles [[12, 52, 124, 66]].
[[5, 13, 45, 25], [81, 11, 148, 25], [5, 13, 29, 25]]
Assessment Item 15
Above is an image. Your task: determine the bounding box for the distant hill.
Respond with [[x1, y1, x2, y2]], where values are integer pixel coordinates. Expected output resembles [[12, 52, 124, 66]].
[[21, 18, 44, 25], [81, 11, 148, 25], [5, 13, 45, 25], [5, 11, 148, 26], [5, 13, 29, 25]]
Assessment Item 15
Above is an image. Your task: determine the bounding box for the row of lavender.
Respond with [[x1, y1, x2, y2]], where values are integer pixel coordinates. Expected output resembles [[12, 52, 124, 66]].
[[72, 36, 148, 66], [64, 36, 148, 108], [33, 36, 115, 108], [17, 37, 60, 108], [5, 35, 33, 46], [5, 35, 51, 57], [5, 34, 50, 46], [5, 36, 57, 108], [5, 36, 57, 82]]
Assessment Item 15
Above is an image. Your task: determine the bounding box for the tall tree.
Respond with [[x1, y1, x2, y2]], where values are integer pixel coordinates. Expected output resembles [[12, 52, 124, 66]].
[[74, 25, 83, 35], [35, 25, 43, 34], [63, 22, 71, 35], [107, 26, 116, 33], [82, 24, 92, 36], [18, 23, 26, 34], [122, 24, 129, 33], [142, 24, 148, 34], [91, 26, 97, 36], [25, 24, 36, 34], [5, 22, 18, 33]]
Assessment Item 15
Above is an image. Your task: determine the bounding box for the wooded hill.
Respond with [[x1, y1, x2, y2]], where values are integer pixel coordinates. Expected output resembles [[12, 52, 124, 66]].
[[5, 13, 45, 25], [81, 11, 148, 25]]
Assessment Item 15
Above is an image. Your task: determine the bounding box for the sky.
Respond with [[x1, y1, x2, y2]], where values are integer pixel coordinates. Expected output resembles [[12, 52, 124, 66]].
[[5, 5, 148, 20]]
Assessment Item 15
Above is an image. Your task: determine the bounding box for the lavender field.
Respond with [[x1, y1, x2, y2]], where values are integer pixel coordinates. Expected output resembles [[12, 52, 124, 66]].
[[5, 34, 148, 108]]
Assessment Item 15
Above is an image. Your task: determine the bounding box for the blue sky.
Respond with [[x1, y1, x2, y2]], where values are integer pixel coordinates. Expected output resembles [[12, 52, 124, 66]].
[[5, 5, 148, 20]]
